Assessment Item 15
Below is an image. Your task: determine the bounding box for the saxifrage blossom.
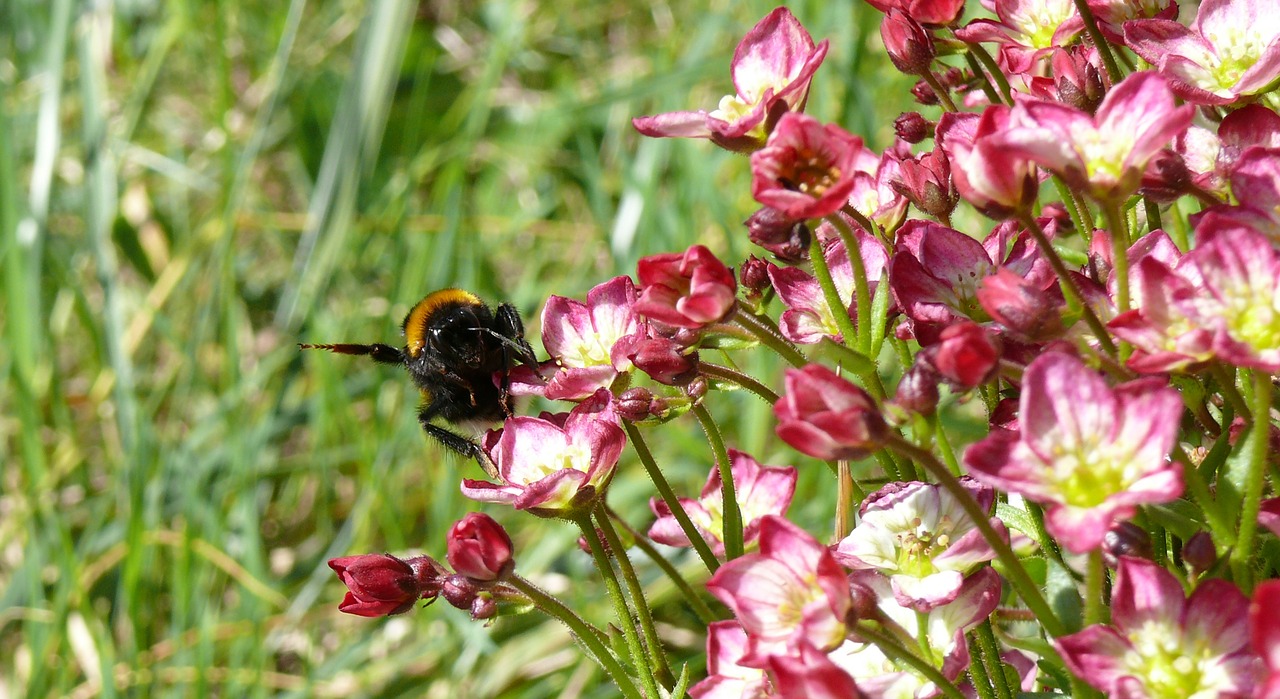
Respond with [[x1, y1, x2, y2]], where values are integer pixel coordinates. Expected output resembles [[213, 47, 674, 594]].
[[632, 7, 829, 152], [527, 276, 643, 400], [774, 365, 889, 461], [751, 112, 864, 220], [963, 352, 1183, 553], [635, 244, 737, 329], [1057, 557, 1262, 697]]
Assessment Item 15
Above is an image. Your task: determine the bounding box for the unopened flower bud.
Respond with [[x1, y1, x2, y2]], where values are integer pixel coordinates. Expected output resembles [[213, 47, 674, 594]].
[[894, 112, 932, 144], [740, 255, 773, 296], [976, 270, 1065, 344], [912, 79, 940, 106], [1181, 531, 1217, 574], [470, 594, 497, 620], [889, 362, 940, 417], [442, 574, 481, 611], [626, 337, 699, 385], [924, 321, 1001, 389], [1102, 522, 1152, 568], [745, 206, 811, 263], [686, 376, 709, 400], [941, 67, 965, 87], [617, 387, 659, 421], [774, 365, 888, 461], [328, 553, 447, 617], [447, 512, 514, 582], [1140, 150, 1191, 202], [891, 149, 956, 220], [881, 10, 936, 76]]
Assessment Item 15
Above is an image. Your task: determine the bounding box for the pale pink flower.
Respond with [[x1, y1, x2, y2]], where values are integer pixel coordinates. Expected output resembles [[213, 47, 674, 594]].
[[834, 480, 1004, 611], [1124, 0, 1280, 105], [955, 0, 1084, 75], [632, 8, 829, 152], [937, 106, 1038, 220], [751, 113, 864, 220], [528, 276, 643, 400], [1250, 580, 1280, 699], [963, 352, 1183, 554], [1086, 0, 1175, 43], [847, 141, 911, 234], [689, 622, 773, 699], [766, 234, 887, 345], [768, 642, 866, 699], [706, 516, 854, 663], [1057, 557, 1262, 697], [461, 391, 625, 516], [649, 449, 798, 557], [1001, 71, 1193, 202]]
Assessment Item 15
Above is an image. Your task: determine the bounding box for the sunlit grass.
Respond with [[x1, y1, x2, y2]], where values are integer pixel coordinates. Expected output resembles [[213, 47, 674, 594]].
[[0, 1, 907, 695]]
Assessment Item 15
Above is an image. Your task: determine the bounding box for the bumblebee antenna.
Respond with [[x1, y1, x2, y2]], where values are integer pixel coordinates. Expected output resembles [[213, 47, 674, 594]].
[[299, 342, 404, 365]]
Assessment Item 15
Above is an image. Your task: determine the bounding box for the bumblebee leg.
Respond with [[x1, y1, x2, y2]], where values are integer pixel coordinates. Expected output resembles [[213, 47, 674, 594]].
[[495, 303, 540, 367], [417, 409, 498, 478]]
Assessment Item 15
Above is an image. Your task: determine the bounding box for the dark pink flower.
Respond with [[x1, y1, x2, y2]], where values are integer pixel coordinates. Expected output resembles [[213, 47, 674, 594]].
[[688, 622, 772, 699], [1057, 557, 1262, 696], [922, 321, 1001, 389], [964, 353, 1183, 554], [530, 276, 643, 400], [649, 449, 797, 557], [768, 642, 866, 699], [890, 147, 956, 220], [938, 106, 1039, 219], [462, 392, 625, 516], [635, 244, 737, 329], [774, 365, 889, 461], [623, 336, 698, 386], [863, 0, 965, 26], [707, 516, 853, 662], [632, 8, 829, 152], [1251, 580, 1280, 699], [328, 553, 446, 617], [1085, 0, 1175, 44], [1124, 0, 1280, 105], [1002, 72, 1193, 202], [977, 268, 1066, 343], [446, 513, 514, 582], [751, 113, 864, 220]]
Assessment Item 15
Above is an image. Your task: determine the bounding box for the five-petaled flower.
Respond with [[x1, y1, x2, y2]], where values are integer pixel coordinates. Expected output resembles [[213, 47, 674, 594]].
[[964, 352, 1183, 553]]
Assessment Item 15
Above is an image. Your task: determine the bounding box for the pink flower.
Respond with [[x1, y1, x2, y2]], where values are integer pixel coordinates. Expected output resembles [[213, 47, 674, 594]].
[[1002, 72, 1193, 202], [635, 245, 737, 329], [890, 147, 956, 221], [530, 276, 643, 400], [328, 553, 446, 617], [1124, 0, 1280, 105], [834, 480, 1004, 611], [922, 321, 1001, 389], [1111, 219, 1280, 372], [1057, 557, 1262, 697], [881, 10, 936, 76], [649, 449, 797, 557], [847, 141, 911, 234], [632, 8, 829, 153], [768, 642, 866, 699], [706, 516, 854, 662], [766, 234, 888, 345], [963, 352, 1183, 554], [462, 392, 625, 516], [977, 268, 1066, 343], [689, 622, 772, 699], [774, 365, 889, 462], [937, 106, 1038, 220], [955, 0, 1083, 75], [446, 513, 514, 582], [1086, 0, 1175, 43], [1251, 580, 1280, 699], [751, 113, 864, 220]]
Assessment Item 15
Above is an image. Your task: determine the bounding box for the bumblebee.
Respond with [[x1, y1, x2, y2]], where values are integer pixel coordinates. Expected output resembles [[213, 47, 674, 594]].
[[301, 289, 539, 469]]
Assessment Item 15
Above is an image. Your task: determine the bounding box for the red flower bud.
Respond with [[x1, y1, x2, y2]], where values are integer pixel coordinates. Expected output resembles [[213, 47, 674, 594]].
[[1102, 522, 1153, 569], [976, 269, 1065, 343], [894, 112, 932, 144], [442, 574, 481, 611], [923, 321, 1000, 389], [881, 10, 936, 76], [636, 245, 738, 329], [1181, 531, 1217, 574], [446, 513, 514, 582], [745, 207, 811, 263], [328, 553, 445, 617], [740, 255, 773, 296], [889, 362, 941, 417], [624, 336, 699, 385], [774, 365, 889, 461]]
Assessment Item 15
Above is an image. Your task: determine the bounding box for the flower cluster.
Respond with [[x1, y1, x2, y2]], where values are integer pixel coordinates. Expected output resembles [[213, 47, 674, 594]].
[[322, 3, 1280, 698]]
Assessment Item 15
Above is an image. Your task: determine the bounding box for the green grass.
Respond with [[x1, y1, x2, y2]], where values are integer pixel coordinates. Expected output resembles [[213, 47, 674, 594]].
[[0, 1, 909, 696]]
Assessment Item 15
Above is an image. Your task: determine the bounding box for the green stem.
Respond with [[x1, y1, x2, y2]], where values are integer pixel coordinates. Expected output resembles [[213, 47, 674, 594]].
[[932, 412, 962, 477], [837, 460, 854, 539], [1052, 175, 1092, 241], [818, 339, 885, 399], [826, 213, 874, 357], [976, 621, 1015, 699], [607, 508, 720, 625], [594, 507, 673, 686], [888, 436, 1067, 638], [575, 515, 661, 699], [964, 42, 1013, 106], [692, 403, 743, 560], [1084, 550, 1107, 625], [1070, 0, 1123, 84], [732, 307, 806, 368], [1211, 363, 1251, 420], [1017, 212, 1116, 356], [1172, 446, 1232, 544], [920, 70, 958, 112], [1024, 501, 1069, 573], [509, 574, 645, 699], [855, 622, 968, 699], [1230, 370, 1273, 589], [809, 233, 861, 354], [699, 362, 779, 404], [624, 421, 721, 573], [1101, 201, 1131, 317], [966, 632, 1000, 699]]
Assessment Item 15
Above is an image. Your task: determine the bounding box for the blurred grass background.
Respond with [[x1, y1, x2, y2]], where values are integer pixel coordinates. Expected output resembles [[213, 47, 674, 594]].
[[0, 1, 909, 696]]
